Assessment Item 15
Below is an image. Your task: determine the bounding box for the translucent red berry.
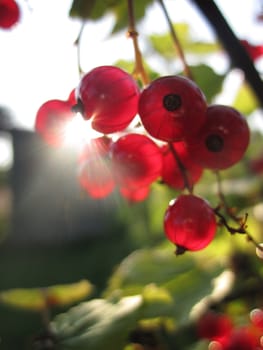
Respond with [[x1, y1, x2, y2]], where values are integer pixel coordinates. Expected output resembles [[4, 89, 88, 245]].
[[138, 75, 207, 142], [110, 133, 162, 188], [196, 311, 234, 343], [119, 186, 150, 203], [185, 105, 250, 170], [76, 66, 140, 134], [164, 194, 217, 253], [222, 327, 258, 350], [250, 308, 263, 330], [77, 137, 115, 199], [35, 99, 75, 147], [0, 0, 20, 29], [161, 141, 203, 190]]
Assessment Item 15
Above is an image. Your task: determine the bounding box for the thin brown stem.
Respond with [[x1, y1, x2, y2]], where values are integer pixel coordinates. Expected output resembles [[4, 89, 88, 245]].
[[168, 142, 193, 193], [157, 0, 193, 80], [214, 171, 263, 252], [74, 22, 86, 77], [127, 0, 150, 86]]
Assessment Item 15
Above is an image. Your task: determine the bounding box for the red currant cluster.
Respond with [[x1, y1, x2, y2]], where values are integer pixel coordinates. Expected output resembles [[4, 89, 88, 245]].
[[0, 0, 20, 29], [34, 65, 250, 254], [196, 309, 263, 350]]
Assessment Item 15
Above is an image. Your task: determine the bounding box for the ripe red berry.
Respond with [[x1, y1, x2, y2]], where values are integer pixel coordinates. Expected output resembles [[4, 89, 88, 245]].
[[241, 39, 263, 61], [164, 194, 216, 253], [161, 141, 203, 190], [119, 186, 150, 203], [76, 66, 140, 134], [196, 311, 233, 343], [77, 137, 115, 199], [221, 327, 258, 350], [35, 99, 75, 147], [250, 308, 263, 330], [0, 0, 20, 29], [110, 133, 162, 188], [138, 75, 207, 142], [185, 105, 250, 170]]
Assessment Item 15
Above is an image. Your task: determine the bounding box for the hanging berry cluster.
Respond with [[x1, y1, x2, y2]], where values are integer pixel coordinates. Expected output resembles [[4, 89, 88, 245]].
[[34, 64, 251, 255]]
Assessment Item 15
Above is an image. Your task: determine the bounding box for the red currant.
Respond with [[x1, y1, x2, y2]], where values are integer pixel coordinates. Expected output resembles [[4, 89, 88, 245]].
[[138, 75, 207, 142], [221, 327, 258, 350], [77, 137, 115, 199], [185, 105, 250, 170], [76, 66, 140, 134], [196, 311, 233, 343], [119, 186, 150, 203], [250, 308, 263, 330], [161, 141, 203, 190], [0, 0, 20, 29], [164, 194, 216, 253], [110, 133, 162, 188], [35, 99, 75, 147]]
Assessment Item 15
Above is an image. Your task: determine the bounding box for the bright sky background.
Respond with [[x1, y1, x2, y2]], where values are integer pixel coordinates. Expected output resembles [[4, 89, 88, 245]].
[[0, 0, 262, 167]]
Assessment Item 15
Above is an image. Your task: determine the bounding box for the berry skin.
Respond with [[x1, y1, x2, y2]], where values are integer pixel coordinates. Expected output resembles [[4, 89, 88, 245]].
[[0, 0, 20, 29], [161, 141, 203, 190], [164, 194, 216, 253], [119, 186, 150, 203], [77, 137, 115, 199], [76, 66, 140, 134], [110, 133, 162, 189], [35, 99, 75, 147], [185, 105, 250, 170], [138, 75, 207, 142], [196, 311, 233, 343]]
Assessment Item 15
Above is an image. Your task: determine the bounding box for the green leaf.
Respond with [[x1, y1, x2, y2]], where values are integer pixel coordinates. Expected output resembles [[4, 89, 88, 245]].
[[0, 280, 93, 311], [52, 286, 174, 350], [233, 83, 259, 115], [52, 296, 143, 350], [69, 0, 154, 34], [104, 247, 222, 323], [149, 23, 220, 59], [189, 64, 225, 103]]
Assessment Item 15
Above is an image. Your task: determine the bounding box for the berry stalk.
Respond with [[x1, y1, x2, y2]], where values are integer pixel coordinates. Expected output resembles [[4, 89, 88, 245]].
[[127, 0, 150, 86]]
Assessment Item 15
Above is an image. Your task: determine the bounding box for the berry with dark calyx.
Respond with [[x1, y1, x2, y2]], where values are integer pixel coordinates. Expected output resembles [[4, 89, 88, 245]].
[[0, 0, 20, 29], [161, 141, 203, 190], [185, 105, 250, 170], [164, 194, 217, 254], [110, 133, 162, 189], [76, 65, 140, 134], [77, 137, 115, 199], [138, 75, 207, 142], [35, 99, 75, 147]]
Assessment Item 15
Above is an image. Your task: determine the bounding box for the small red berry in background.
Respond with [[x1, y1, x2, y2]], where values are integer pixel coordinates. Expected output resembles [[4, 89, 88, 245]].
[[250, 308, 263, 331], [110, 133, 162, 189], [35, 99, 75, 147], [161, 141, 203, 190], [196, 311, 233, 344], [164, 194, 217, 254], [77, 138, 115, 199], [76, 66, 140, 134], [241, 39, 263, 61], [185, 105, 250, 170], [0, 0, 20, 29], [119, 186, 150, 203], [221, 326, 259, 350], [138, 75, 207, 142]]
